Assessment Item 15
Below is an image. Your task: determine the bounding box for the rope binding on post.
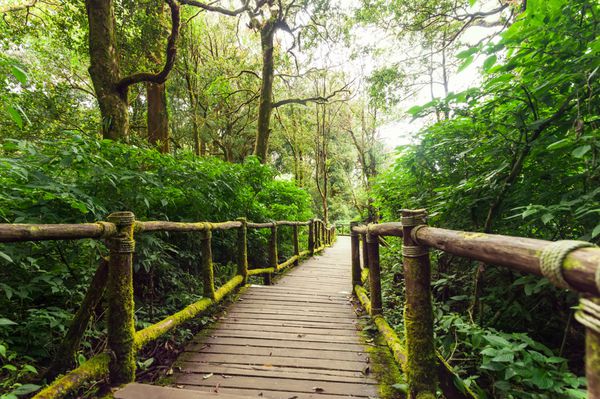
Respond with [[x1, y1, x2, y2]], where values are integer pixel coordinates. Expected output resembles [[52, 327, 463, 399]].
[[402, 245, 428, 258], [575, 298, 600, 334], [539, 240, 597, 290], [400, 209, 427, 227]]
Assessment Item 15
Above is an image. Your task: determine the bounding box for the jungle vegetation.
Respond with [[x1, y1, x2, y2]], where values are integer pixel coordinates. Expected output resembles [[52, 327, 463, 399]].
[[0, 0, 598, 397]]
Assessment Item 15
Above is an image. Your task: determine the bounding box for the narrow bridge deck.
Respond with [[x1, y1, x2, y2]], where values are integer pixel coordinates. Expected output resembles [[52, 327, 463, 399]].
[[116, 237, 381, 399]]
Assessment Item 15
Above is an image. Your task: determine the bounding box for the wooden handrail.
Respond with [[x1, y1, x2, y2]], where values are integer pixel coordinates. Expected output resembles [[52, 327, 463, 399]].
[[350, 213, 600, 398], [352, 222, 600, 296], [0, 213, 338, 399]]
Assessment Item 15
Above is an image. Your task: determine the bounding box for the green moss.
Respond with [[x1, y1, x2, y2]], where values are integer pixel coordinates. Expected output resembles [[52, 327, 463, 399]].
[[403, 255, 437, 398], [585, 298, 600, 395], [357, 312, 405, 399], [361, 268, 370, 285], [136, 275, 243, 349], [562, 255, 584, 271], [32, 353, 110, 399]]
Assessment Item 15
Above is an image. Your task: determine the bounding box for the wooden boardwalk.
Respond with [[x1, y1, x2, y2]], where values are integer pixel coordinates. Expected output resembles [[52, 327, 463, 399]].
[[116, 237, 380, 399]]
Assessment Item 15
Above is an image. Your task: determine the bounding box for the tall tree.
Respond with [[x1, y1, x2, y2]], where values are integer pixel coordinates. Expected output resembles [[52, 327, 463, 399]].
[[85, 0, 179, 140]]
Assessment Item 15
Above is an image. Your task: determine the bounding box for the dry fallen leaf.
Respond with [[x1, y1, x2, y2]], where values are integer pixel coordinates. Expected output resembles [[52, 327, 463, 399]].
[[203, 373, 213, 380], [175, 385, 184, 389], [313, 387, 325, 393]]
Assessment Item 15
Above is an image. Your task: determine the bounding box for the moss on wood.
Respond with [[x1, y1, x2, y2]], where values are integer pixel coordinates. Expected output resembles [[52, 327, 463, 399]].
[[32, 353, 110, 399], [106, 212, 136, 384]]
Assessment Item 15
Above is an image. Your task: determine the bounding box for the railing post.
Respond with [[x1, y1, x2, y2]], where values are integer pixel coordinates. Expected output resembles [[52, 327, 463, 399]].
[[293, 223, 300, 266], [265, 222, 277, 285], [350, 222, 361, 289], [361, 232, 368, 270], [308, 219, 315, 256], [106, 211, 136, 384], [401, 209, 437, 398], [366, 226, 383, 315], [236, 218, 248, 285], [576, 296, 600, 397], [200, 229, 216, 300]]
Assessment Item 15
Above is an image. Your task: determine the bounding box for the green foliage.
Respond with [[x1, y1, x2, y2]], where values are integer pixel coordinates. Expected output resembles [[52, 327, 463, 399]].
[[436, 314, 586, 398], [374, 0, 598, 396], [0, 135, 311, 392], [367, 66, 405, 111]]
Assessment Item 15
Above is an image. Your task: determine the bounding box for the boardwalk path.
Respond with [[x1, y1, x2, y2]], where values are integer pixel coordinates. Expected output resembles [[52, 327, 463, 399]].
[[117, 237, 380, 399]]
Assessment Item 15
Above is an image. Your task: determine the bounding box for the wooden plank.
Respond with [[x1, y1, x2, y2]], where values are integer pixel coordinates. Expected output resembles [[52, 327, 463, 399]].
[[229, 303, 355, 315], [175, 374, 379, 397], [241, 294, 349, 303], [115, 384, 254, 399], [180, 352, 368, 372], [240, 293, 350, 304], [216, 317, 357, 329], [206, 330, 362, 344], [179, 385, 370, 399], [184, 343, 369, 362], [223, 309, 357, 320], [209, 323, 359, 336], [234, 299, 352, 309], [193, 337, 373, 353], [179, 351, 368, 371], [244, 285, 351, 296], [177, 363, 376, 383]]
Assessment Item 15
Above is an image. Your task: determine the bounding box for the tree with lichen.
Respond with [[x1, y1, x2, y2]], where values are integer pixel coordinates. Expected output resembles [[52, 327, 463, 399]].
[[84, 0, 179, 141]]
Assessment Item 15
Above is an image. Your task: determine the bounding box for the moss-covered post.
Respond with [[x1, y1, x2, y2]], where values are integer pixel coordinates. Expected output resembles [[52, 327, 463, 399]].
[[366, 227, 383, 315], [265, 222, 277, 285], [402, 209, 437, 399], [351, 222, 361, 289], [199, 229, 216, 300], [236, 218, 248, 285], [106, 211, 136, 385], [308, 219, 315, 256], [576, 296, 600, 397], [361, 233, 368, 269], [293, 223, 300, 266]]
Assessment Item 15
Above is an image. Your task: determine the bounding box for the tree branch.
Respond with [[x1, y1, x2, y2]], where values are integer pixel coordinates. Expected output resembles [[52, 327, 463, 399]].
[[272, 85, 351, 108], [116, 0, 180, 91], [179, 0, 251, 16]]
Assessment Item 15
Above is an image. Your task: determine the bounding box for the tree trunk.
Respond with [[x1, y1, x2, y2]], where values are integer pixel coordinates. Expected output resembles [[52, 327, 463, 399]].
[[147, 82, 169, 153], [254, 19, 276, 163], [86, 0, 129, 140]]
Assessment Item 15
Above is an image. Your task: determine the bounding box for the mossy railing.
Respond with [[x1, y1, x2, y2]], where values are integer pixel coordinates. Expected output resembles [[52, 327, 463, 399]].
[[351, 209, 600, 399], [0, 214, 336, 399]]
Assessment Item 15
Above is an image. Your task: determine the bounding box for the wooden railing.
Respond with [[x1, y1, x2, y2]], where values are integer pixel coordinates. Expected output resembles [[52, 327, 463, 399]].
[[0, 213, 336, 399], [350, 210, 600, 399]]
